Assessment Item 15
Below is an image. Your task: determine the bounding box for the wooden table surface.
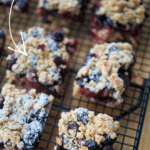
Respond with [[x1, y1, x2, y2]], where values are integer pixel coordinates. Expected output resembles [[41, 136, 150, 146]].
[[0, 0, 150, 150]]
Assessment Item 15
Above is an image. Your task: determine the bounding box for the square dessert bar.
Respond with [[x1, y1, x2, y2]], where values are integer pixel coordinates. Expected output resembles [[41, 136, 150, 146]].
[[37, 0, 92, 24], [0, 29, 5, 56], [0, 83, 54, 149], [0, 0, 29, 13], [54, 108, 120, 150], [6, 27, 78, 99], [90, 0, 147, 46], [73, 42, 135, 107]]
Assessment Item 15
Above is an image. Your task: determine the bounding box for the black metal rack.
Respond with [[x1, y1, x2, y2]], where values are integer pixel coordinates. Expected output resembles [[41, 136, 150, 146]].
[[0, 0, 150, 150]]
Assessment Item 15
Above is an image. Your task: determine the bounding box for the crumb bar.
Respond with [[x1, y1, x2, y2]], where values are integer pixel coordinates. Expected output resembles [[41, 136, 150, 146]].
[[54, 108, 120, 150], [73, 42, 135, 107], [0, 83, 54, 149], [0, 0, 29, 13], [37, 0, 92, 24], [90, 0, 147, 46], [0, 29, 5, 56], [6, 27, 78, 98]]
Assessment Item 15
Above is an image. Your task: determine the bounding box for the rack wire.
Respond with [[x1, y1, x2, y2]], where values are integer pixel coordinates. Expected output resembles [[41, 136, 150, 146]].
[[0, 0, 150, 150]]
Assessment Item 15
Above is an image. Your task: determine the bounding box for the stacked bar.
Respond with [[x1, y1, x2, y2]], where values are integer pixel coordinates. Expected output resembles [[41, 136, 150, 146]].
[[54, 108, 120, 150], [0, 83, 54, 149], [90, 0, 147, 46], [0, 29, 5, 56], [6, 27, 78, 98], [37, 0, 92, 24], [73, 42, 135, 107], [0, 0, 29, 13]]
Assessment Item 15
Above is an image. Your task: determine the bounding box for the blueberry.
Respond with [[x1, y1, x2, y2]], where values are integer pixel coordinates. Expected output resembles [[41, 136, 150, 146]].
[[35, 110, 48, 124], [0, 142, 4, 149], [27, 69, 37, 82], [62, 135, 72, 146], [85, 140, 97, 149], [77, 108, 89, 123], [102, 145, 113, 150], [109, 46, 120, 53], [48, 86, 64, 98], [6, 55, 17, 70], [18, 71, 25, 78], [16, 0, 28, 10], [32, 29, 40, 38], [96, 14, 107, 22], [51, 30, 64, 42], [121, 92, 126, 98], [76, 77, 89, 87], [21, 115, 29, 124], [83, 52, 97, 66], [129, 23, 139, 35], [68, 121, 79, 130], [30, 113, 35, 118], [29, 54, 39, 67], [117, 22, 126, 30], [89, 70, 101, 83], [47, 36, 58, 50], [0, 30, 5, 39], [38, 93, 49, 106], [0, 95, 4, 109], [102, 135, 113, 145], [23, 131, 39, 148], [29, 121, 43, 134], [53, 55, 65, 66], [106, 17, 113, 27]]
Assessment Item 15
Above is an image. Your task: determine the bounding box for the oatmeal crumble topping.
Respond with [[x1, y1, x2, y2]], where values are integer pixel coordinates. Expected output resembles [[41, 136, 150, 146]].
[[0, 83, 54, 149], [96, 0, 146, 27], [54, 108, 120, 149], [38, 0, 82, 15], [6, 27, 77, 94], [74, 42, 135, 104]]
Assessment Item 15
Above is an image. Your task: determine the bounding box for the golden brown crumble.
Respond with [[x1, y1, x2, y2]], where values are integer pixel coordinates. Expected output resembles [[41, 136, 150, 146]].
[[96, 0, 146, 26], [0, 83, 54, 149], [54, 108, 120, 149]]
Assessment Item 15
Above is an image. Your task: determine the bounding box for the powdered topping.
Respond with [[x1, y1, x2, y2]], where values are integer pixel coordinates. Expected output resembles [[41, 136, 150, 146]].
[[96, 0, 146, 27], [75, 42, 134, 104], [0, 83, 54, 149], [38, 0, 82, 15], [54, 108, 120, 149], [6, 27, 77, 93]]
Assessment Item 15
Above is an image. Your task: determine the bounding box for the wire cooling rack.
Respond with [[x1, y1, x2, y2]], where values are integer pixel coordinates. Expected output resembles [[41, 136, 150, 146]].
[[0, 0, 150, 150]]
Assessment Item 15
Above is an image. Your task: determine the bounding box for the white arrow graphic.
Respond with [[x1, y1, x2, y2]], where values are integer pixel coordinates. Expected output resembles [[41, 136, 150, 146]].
[[8, 0, 28, 56]]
